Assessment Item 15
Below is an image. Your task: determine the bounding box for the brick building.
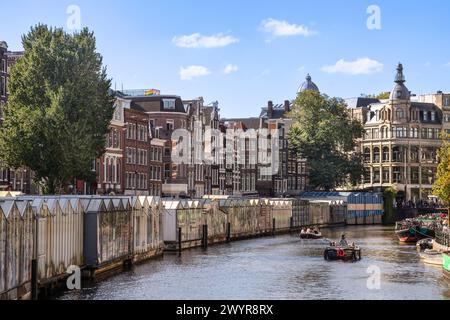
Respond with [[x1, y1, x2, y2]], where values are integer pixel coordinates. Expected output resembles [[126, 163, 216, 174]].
[[95, 97, 126, 195], [118, 91, 189, 197]]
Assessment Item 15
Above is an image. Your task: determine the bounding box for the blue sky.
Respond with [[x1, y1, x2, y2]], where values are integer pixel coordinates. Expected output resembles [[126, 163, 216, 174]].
[[2, 0, 450, 117]]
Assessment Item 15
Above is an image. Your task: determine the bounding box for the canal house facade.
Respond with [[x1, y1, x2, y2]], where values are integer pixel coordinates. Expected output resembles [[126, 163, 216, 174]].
[[351, 63, 447, 203]]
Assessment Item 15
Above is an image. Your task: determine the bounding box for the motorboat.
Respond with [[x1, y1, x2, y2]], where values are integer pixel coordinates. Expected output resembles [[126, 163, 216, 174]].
[[299, 228, 323, 239], [324, 242, 361, 262]]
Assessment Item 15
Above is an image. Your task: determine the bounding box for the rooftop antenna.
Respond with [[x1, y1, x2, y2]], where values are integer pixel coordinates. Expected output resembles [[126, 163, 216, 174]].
[[121, 83, 123, 92]]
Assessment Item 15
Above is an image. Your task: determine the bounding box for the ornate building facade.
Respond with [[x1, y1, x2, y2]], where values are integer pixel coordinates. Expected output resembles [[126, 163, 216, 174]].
[[351, 63, 446, 203]]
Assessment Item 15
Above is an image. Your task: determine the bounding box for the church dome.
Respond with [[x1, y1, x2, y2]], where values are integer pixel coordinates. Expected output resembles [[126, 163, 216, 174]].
[[298, 74, 319, 94], [390, 63, 410, 101]]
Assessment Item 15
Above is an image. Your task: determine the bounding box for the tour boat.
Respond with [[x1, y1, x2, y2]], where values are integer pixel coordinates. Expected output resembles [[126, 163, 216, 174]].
[[324, 245, 361, 262], [419, 249, 443, 266]]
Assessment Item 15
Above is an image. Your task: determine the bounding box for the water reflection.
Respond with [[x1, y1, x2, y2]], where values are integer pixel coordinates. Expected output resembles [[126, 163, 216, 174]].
[[57, 226, 450, 300]]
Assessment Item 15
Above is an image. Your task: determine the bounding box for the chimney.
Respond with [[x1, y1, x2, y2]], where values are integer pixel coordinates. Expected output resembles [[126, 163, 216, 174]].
[[268, 101, 273, 118], [284, 100, 290, 113]]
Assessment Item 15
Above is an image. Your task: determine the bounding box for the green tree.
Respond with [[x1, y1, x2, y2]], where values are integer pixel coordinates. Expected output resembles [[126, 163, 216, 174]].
[[0, 25, 114, 194], [288, 90, 365, 191], [433, 134, 450, 206], [362, 92, 390, 99]]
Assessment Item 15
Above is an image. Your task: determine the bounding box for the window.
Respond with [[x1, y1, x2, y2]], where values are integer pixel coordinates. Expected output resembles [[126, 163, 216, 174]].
[[0, 59, 5, 73], [166, 120, 174, 131], [396, 108, 405, 120], [373, 128, 379, 139], [423, 112, 428, 121], [382, 147, 390, 162], [373, 148, 380, 163], [445, 97, 450, 107], [364, 148, 371, 163], [373, 168, 381, 184], [382, 168, 390, 183], [0, 76, 5, 97], [163, 99, 176, 110], [393, 167, 402, 183]]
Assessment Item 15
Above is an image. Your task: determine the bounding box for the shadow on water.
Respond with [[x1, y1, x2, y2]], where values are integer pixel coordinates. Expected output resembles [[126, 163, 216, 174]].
[[56, 226, 450, 300]]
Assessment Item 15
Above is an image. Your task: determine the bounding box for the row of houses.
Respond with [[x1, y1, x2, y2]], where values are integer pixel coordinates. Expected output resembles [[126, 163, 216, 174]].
[[2, 36, 450, 202], [91, 87, 310, 198]]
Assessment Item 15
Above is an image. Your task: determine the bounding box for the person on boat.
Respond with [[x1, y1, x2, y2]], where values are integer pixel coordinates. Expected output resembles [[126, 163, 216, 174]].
[[339, 234, 348, 247], [313, 227, 320, 235]]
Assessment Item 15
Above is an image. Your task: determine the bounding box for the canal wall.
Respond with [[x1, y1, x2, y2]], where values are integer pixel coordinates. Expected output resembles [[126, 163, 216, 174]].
[[0, 193, 383, 300]]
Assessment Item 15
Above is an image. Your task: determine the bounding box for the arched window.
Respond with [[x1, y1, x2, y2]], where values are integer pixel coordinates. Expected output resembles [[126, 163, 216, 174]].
[[382, 147, 390, 162], [364, 148, 371, 163], [373, 147, 380, 163]]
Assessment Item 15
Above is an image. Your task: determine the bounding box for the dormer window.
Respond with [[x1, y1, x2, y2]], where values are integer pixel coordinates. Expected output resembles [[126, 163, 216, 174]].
[[431, 112, 436, 121], [423, 112, 428, 121], [163, 99, 176, 110], [445, 97, 449, 107], [396, 90, 402, 99]]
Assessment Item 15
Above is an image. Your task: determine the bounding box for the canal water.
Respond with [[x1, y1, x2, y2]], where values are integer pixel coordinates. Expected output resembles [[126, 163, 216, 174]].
[[58, 226, 450, 300]]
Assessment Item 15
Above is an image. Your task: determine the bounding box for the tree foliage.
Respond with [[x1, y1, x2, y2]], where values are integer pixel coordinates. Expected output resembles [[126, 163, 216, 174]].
[[288, 90, 365, 191], [0, 25, 114, 194], [433, 134, 450, 205]]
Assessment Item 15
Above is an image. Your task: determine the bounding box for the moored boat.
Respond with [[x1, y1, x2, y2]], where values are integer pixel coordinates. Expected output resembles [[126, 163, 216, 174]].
[[417, 238, 434, 251], [419, 250, 443, 266], [395, 222, 435, 244]]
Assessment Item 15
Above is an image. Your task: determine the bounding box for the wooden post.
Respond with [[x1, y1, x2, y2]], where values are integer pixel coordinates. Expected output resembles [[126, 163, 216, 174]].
[[178, 227, 182, 256], [204, 224, 208, 249], [31, 213, 39, 300], [272, 218, 276, 236], [31, 259, 38, 300], [227, 222, 231, 243], [290, 217, 294, 233]]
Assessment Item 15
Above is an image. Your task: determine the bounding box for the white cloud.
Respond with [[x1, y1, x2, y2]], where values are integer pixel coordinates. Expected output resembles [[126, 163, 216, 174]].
[[298, 66, 305, 72], [224, 64, 239, 74], [321, 58, 383, 75], [180, 65, 211, 80], [424, 61, 431, 67], [172, 33, 239, 48], [260, 18, 317, 37], [444, 62, 450, 67]]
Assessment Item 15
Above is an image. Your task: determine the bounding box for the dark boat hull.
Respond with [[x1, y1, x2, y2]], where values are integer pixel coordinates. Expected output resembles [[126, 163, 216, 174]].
[[395, 227, 435, 243], [324, 247, 361, 262]]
